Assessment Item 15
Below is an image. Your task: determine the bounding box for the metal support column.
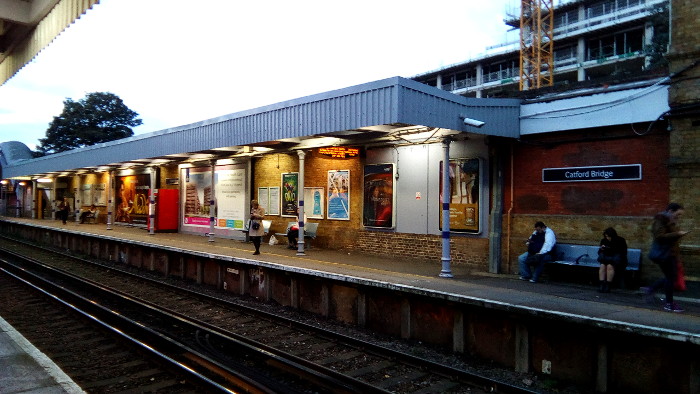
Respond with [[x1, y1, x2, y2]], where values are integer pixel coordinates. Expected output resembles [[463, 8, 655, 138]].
[[296, 150, 306, 256], [208, 161, 216, 242], [440, 138, 453, 278]]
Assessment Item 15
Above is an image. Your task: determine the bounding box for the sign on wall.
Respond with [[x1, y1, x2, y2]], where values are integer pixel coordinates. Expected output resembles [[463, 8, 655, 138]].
[[327, 170, 350, 220], [439, 158, 481, 233], [304, 187, 325, 219], [363, 163, 394, 228], [281, 173, 299, 217], [542, 164, 642, 182]]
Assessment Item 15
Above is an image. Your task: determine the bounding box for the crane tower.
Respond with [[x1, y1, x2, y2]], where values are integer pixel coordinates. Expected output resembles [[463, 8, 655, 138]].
[[519, 0, 554, 90]]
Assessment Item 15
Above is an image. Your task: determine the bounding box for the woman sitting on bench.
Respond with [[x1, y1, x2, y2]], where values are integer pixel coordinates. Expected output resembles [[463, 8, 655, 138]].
[[597, 227, 627, 293], [287, 210, 308, 249]]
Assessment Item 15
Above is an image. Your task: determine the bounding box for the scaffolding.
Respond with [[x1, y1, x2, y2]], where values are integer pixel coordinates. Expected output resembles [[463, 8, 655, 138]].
[[519, 0, 555, 90]]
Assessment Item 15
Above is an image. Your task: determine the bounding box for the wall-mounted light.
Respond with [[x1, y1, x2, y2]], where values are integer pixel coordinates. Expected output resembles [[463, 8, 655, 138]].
[[461, 117, 486, 128], [36, 178, 53, 183]]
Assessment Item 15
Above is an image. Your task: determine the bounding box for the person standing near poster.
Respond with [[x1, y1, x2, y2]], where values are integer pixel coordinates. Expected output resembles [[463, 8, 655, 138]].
[[249, 199, 265, 255]]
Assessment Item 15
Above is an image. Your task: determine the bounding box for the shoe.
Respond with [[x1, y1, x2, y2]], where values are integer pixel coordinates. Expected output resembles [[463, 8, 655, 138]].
[[529, 279, 537, 283], [519, 276, 530, 281], [287, 245, 295, 249], [663, 303, 684, 313], [252, 251, 260, 255]]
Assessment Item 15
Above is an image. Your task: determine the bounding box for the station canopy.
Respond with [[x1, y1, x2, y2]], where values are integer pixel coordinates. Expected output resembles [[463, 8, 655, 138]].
[[1, 77, 520, 180]]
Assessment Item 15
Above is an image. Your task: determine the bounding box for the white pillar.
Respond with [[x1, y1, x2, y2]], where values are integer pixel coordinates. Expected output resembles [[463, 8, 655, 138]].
[[208, 161, 216, 242], [75, 177, 82, 223], [107, 170, 114, 230], [31, 180, 37, 219], [296, 150, 306, 255], [149, 168, 156, 235], [440, 138, 453, 278]]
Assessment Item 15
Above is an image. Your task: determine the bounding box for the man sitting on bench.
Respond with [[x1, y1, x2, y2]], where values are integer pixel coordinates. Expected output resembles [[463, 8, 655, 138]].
[[518, 221, 557, 283]]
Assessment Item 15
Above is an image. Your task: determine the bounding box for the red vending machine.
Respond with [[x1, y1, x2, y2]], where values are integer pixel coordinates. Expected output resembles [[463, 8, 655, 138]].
[[147, 189, 179, 232]]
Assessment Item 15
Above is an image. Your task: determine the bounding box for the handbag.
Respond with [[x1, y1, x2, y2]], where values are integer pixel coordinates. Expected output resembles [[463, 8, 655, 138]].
[[252, 221, 260, 230], [675, 262, 686, 291], [648, 241, 670, 262]]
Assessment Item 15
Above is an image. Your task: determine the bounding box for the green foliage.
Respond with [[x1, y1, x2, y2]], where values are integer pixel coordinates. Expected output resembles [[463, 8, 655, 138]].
[[643, 4, 669, 71], [38, 92, 142, 154]]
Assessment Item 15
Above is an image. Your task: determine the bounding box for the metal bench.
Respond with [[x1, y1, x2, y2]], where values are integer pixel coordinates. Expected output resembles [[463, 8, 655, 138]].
[[275, 222, 319, 248], [548, 243, 642, 288]]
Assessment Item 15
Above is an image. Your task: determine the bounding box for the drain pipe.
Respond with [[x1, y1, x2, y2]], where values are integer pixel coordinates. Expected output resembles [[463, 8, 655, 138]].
[[439, 138, 453, 278]]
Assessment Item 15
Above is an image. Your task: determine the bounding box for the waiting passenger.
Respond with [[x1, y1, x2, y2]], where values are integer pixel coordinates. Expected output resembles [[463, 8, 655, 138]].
[[79, 204, 98, 224], [597, 227, 627, 293], [518, 221, 556, 283]]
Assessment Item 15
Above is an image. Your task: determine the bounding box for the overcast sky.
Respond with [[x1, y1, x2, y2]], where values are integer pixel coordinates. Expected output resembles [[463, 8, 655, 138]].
[[0, 0, 520, 150]]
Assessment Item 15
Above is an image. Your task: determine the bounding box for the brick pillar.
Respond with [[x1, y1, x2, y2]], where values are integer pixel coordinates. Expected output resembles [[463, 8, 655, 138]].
[[668, 0, 700, 277]]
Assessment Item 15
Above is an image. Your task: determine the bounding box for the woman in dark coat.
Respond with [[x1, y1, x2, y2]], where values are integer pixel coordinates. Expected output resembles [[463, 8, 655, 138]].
[[597, 227, 627, 293]]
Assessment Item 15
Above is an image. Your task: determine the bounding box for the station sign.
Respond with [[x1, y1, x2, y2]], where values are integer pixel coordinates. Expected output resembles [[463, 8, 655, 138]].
[[542, 164, 641, 182], [316, 146, 360, 158]]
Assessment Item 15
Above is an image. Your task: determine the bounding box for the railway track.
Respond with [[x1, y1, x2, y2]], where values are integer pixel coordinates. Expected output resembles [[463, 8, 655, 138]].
[[0, 235, 538, 393]]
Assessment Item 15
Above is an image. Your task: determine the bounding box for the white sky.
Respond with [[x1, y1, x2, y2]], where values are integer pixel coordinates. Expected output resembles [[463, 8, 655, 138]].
[[0, 0, 520, 150]]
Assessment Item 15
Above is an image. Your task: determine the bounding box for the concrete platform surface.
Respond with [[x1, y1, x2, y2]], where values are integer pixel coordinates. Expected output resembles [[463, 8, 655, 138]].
[[0, 316, 83, 394]]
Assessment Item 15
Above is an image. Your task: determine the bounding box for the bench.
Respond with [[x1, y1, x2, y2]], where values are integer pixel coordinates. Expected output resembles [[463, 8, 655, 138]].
[[275, 222, 319, 248], [547, 243, 642, 288], [242, 219, 272, 240]]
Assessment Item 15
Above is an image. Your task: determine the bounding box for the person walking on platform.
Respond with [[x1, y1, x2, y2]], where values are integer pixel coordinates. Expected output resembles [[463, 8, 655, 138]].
[[645, 203, 689, 313], [249, 199, 265, 256], [58, 197, 70, 225], [518, 221, 556, 283], [597, 227, 627, 293]]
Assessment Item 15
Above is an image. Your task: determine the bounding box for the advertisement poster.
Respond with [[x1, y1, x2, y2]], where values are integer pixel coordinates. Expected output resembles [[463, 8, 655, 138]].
[[439, 158, 480, 232], [281, 173, 299, 217], [116, 174, 150, 225], [215, 166, 246, 229], [303, 187, 324, 219], [92, 183, 106, 206], [363, 164, 394, 228], [327, 170, 350, 220], [268, 186, 280, 215], [182, 167, 212, 226], [80, 184, 91, 206], [258, 187, 269, 214]]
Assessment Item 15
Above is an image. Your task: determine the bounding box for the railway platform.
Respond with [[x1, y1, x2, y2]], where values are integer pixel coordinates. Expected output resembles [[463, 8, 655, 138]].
[[0, 316, 83, 393], [3, 217, 699, 331], [1, 217, 700, 393]]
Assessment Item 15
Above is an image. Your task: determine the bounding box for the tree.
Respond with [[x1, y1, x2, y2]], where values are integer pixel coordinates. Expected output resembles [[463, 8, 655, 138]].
[[37, 92, 142, 154]]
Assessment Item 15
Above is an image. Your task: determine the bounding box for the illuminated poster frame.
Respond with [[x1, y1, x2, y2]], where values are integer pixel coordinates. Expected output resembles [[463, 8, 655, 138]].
[[362, 163, 395, 228], [439, 158, 481, 233], [281, 172, 299, 217], [304, 187, 325, 219], [327, 170, 350, 220]]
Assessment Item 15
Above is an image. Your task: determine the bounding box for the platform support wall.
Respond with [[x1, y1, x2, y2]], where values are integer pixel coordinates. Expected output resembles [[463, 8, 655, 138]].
[[239, 267, 249, 295], [290, 277, 299, 308], [515, 323, 529, 373], [401, 299, 411, 339], [596, 343, 608, 393], [453, 310, 465, 353], [357, 292, 368, 327]]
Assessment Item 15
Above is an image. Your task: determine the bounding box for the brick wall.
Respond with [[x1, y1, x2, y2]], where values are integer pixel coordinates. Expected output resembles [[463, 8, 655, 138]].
[[667, 0, 700, 278], [503, 129, 674, 282], [356, 230, 489, 269], [253, 151, 364, 249], [508, 130, 669, 216]]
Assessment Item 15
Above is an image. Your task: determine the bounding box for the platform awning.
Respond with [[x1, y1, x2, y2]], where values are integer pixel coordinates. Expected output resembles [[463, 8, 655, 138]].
[[1, 76, 521, 179]]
